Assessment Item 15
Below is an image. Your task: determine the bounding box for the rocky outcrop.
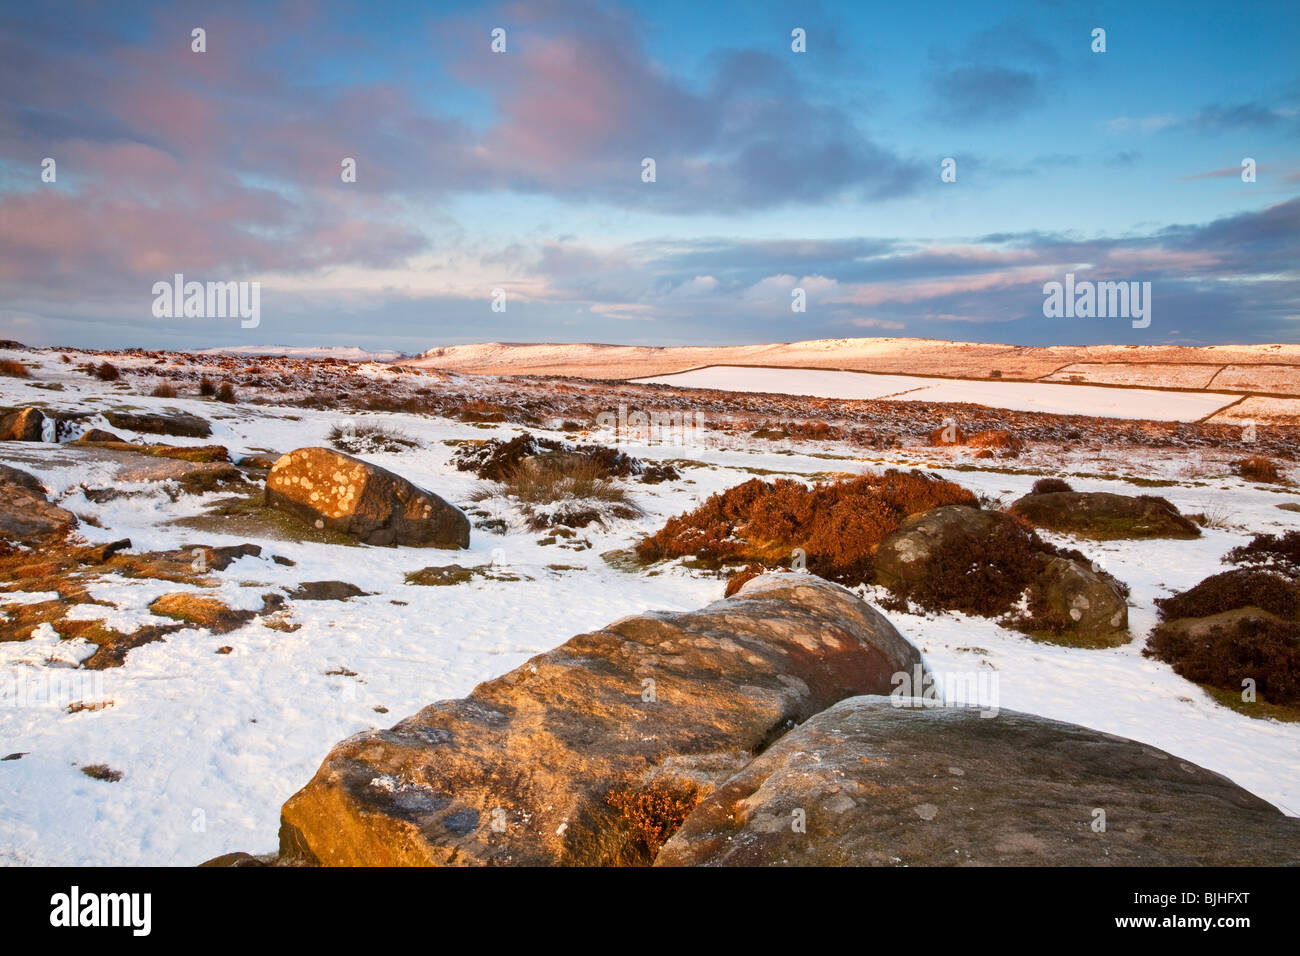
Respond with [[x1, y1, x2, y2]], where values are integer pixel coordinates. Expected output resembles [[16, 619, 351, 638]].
[[265, 447, 469, 548], [0, 407, 46, 441], [271, 574, 923, 866], [1010, 491, 1200, 539], [74, 439, 229, 462], [0, 463, 76, 543], [103, 410, 212, 438], [872, 505, 1007, 591], [654, 696, 1300, 866], [871, 505, 1128, 642]]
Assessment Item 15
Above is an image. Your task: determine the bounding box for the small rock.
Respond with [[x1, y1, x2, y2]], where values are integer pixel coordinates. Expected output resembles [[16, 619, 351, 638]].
[[287, 581, 368, 601], [75, 428, 125, 443]]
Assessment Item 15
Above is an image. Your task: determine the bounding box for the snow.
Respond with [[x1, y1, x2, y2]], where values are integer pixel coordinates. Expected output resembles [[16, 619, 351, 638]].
[[638, 365, 1242, 422], [1, 345, 1298, 866]]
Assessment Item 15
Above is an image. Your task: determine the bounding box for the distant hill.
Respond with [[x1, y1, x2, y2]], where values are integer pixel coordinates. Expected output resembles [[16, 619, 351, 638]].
[[406, 337, 1300, 390], [193, 345, 407, 362]]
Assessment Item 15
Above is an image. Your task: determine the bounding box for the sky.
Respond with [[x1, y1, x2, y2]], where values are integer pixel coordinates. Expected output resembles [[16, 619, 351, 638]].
[[0, 0, 1297, 352]]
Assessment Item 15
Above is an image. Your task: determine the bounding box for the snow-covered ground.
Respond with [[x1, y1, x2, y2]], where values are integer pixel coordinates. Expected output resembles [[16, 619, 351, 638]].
[[1, 350, 1298, 866], [638, 365, 1243, 422]]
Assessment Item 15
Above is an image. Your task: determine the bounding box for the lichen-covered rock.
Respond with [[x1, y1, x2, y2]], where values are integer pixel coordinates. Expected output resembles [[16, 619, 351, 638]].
[[265, 447, 469, 548], [655, 696, 1300, 866], [271, 574, 923, 866], [1010, 491, 1200, 539], [1033, 556, 1128, 639]]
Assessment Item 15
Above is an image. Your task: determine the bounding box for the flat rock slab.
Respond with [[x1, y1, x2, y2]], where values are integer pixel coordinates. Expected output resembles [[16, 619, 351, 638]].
[[0, 443, 237, 491], [655, 696, 1300, 866], [273, 574, 924, 866], [103, 410, 212, 438]]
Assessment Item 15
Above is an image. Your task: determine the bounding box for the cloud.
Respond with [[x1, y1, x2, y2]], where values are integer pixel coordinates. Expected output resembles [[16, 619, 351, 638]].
[[926, 23, 1059, 124], [1194, 102, 1294, 129], [1103, 115, 1178, 134], [1106, 101, 1298, 136], [0, 0, 924, 300], [931, 66, 1043, 123]]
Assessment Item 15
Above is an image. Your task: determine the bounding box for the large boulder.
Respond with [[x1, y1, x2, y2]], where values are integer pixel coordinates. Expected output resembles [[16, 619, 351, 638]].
[[655, 696, 1300, 866], [265, 447, 469, 548], [0, 463, 76, 543], [1035, 556, 1128, 638], [0, 407, 46, 441], [871, 504, 1127, 643], [1010, 491, 1199, 539], [872, 505, 1006, 591], [271, 574, 924, 865]]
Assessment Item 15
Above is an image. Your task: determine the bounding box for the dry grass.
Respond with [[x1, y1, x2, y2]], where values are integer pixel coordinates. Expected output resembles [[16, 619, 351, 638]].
[[724, 562, 769, 597], [1156, 568, 1299, 622], [605, 779, 705, 860], [0, 359, 30, 378], [752, 420, 842, 441], [1189, 503, 1235, 530], [1226, 530, 1300, 577], [1029, 477, 1074, 495], [150, 382, 178, 398], [1236, 455, 1284, 484], [638, 470, 976, 583], [1147, 615, 1300, 706], [81, 764, 124, 782], [469, 455, 644, 530], [327, 422, 421, 454]]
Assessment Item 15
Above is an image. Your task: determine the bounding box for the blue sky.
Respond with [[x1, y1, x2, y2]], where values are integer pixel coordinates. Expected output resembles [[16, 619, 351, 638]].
[[0, 0, 1296, 351]]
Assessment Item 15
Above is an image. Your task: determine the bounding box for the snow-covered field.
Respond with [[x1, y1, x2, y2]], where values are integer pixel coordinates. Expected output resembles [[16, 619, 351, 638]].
[[639, 365, 1243, 422], [1, 350, 1299, 866]]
